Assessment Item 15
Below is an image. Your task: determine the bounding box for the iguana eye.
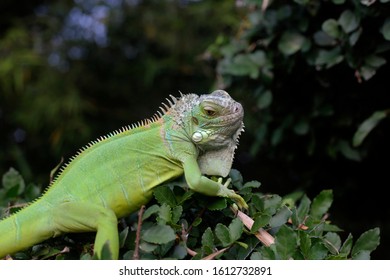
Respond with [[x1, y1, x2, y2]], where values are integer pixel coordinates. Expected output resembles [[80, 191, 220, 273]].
[[204, 106, 216, 116]]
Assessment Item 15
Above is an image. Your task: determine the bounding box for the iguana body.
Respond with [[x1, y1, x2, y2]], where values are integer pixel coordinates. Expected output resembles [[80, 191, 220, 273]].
[[0, 90, 246, 259]]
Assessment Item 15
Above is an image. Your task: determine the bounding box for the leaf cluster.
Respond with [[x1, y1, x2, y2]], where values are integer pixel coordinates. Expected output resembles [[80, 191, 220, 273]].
[[0, 168, 380, 260], [207, 0, 390, 163]]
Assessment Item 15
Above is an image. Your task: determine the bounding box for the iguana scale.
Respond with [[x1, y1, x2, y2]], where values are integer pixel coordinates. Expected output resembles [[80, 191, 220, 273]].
[[0, 90, 246, 259]]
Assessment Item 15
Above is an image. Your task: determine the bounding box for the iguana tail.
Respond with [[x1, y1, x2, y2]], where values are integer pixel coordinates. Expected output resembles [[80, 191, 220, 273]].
[[0, 203, 54, 259]]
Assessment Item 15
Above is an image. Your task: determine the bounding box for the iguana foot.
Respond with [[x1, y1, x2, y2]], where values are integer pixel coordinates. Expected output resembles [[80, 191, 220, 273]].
[[217, 178, 248, 209]]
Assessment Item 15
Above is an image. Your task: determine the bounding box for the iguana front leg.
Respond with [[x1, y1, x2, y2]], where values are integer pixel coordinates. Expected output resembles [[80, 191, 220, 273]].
[[183, 157, 248, 209]]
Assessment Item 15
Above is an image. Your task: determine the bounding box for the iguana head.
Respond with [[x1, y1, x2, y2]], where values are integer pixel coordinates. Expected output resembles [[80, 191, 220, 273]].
[[169, 90, 244, 177]]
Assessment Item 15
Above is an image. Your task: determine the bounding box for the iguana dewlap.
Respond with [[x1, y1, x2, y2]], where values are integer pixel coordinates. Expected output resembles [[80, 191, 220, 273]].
[[0, 90, 246, 259]]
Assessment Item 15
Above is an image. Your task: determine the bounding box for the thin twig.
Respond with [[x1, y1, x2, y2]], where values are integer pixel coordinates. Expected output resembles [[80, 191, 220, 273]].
[[261, 0, 270, 13], [181, 222, 230, 260], [181, 224, 197, 257], [287, 217, 309, 230], [201, 247, 229, 260], [50, 157, 64, 183], [187, 207, 206, 233], [4, 203, 28, 216], [41, 246, 70, 260], [133, 205, 145, 260], [231, 207, 275, 247]]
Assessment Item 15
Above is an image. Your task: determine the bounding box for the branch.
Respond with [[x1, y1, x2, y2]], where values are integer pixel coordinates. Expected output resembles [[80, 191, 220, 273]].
[[201, 247, 229, 260], [231, 207, 275, 247], [133, 205, 146, 260]]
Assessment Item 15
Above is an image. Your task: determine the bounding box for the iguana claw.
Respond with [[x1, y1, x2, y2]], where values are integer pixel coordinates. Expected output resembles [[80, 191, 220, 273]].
[[217, 178, 248, 209]]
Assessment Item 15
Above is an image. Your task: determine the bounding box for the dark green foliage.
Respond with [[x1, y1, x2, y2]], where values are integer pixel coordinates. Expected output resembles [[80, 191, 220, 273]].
[[208, 0, 390, 161], [0, 168, 41, 211], [1, 0, 388, 259], [206, 0, 389, 258], [0, 168, 380, 260]]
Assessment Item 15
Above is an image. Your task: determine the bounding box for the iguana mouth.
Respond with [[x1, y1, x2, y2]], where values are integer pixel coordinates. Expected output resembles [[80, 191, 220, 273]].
[[212, 103, 243, 129]]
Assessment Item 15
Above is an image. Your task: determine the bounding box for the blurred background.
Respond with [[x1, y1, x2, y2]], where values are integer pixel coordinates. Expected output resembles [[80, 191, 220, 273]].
[[0, 0, 389, 259]]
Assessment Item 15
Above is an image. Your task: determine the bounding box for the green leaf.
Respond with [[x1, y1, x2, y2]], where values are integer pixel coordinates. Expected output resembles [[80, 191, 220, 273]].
[[310, 190, 333, 220], [308, 242, 328, 260], [340, 233, 353, 255], [229, 218, 243, 242], [290, 207, 300, 228], [353, 110, 388, 147], [251, 214, 271, 233], [23, 183, 41, 201], [214, 218, 243, 248], [349, 28, 362, 46], [283, 191, 304, 205], [293, 119, 309, 135], [233, 236, 259, 260], [207, 197, 227, 210], [142, 224, 176, 244], [315, 48, 344, 68], [249, 50, 267, 67], [311, 220, 325, 237], [323, 232, 341, 255], [299, 231, 311, 258], [313, 31, 336, 46], [338, 10, 359, 33], [172, 244, 187, 259], [359, 65, 377, 81], [250, 251, 262, 260], [326, 255, 348, 260], [229, 169, 244, 189], [252, 194, 264, 211], [278, 31, 306, 55], [192, 217, 202, 227], [202, 227, 215, 249], [142, 204, 160, 221], [337, 140, 361, 161], [323, 223, 343, 232], [153, 186, 177, 207], [322, 19, 341, 38], [352, 250, 371, 260], [139, 241, 158, 253], [351, 227, 380, 257], [220, 53, 259, 78], [269, 205, 292, 228], [364, 55, 387, 68], [263, 194, 282, 215], [242, 180, 261, 190], [361, 0, 376, 5], [157, 203, 172, 224], [297, 194, 311, 221], [260, 245, 277, 260], [381, 18, 390, 41], [215, 223, 231, 247], [119, 227, 129, 248], [2, 167, 25, 195], [220, 40, 247, 58], [178, 190, 194, 204], [271, 126, 284, 146], [80, 253, 92, 260], [171, 205, 182, 224], [274, 225, 298, 259], [257, 90, 273, 109]]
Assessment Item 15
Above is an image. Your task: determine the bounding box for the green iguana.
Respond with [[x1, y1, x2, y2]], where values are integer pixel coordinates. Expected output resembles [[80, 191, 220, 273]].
[[0, 90, 246, 259]]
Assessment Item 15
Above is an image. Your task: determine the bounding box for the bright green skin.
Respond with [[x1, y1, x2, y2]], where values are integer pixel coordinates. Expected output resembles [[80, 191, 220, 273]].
[[0, 90, 246, 259]]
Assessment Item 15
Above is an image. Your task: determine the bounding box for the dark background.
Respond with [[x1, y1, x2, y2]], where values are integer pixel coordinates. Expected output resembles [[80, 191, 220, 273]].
[[1, 0, 389, 259]]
